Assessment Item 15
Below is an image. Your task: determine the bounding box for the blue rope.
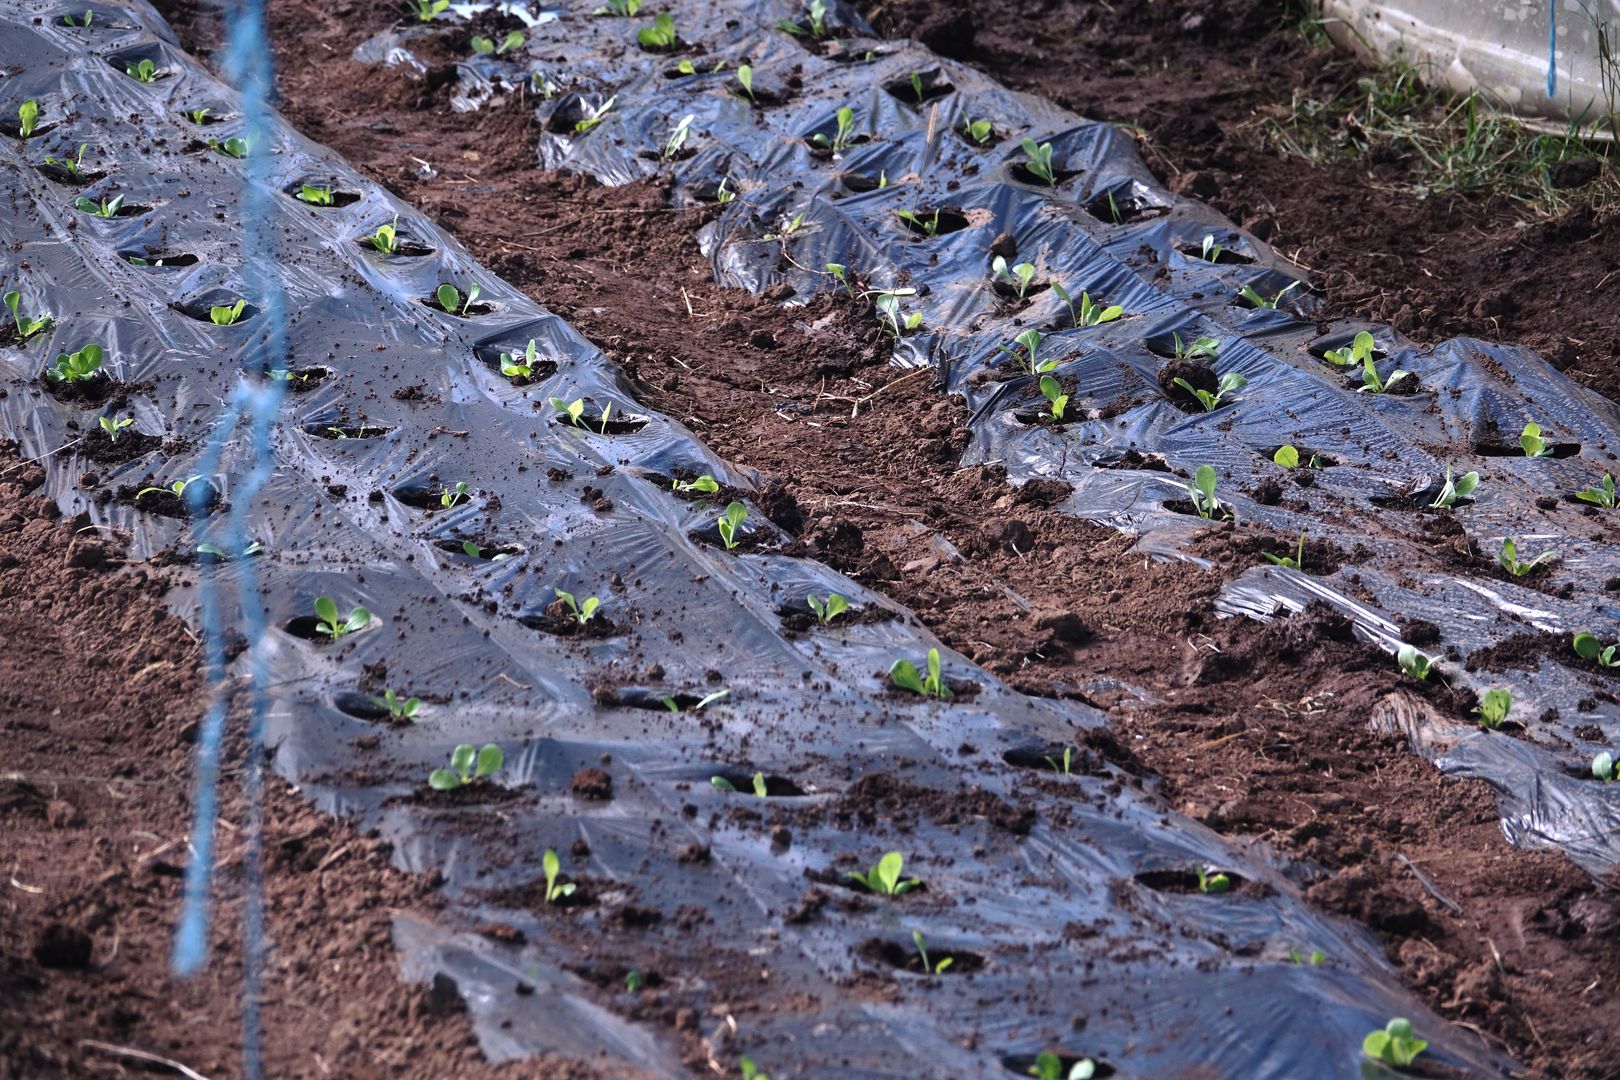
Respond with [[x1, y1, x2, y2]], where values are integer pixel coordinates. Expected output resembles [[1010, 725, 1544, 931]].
[[1549, 0, 1558, 97], [170, 1, 287, 1076]]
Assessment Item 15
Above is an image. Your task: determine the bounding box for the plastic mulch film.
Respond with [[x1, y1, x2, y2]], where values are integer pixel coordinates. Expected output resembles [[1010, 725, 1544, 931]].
[[0, 1, 1528, 1076], [362, 0, 1620, 880]]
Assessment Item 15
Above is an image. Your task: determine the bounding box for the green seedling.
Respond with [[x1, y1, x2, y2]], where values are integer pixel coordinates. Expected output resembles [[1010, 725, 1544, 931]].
[[1238, 281, 1300, 310], [550, 396, 588, 429], [1262, 531, 1307, 570], [472, 30, 525, 54], [62, 10, 94, 26], [137, 476, 199, 501], [1075, 291, 1123, 327], [458, 540, 511, 562], [47, 343, 103, 383], [826, 263, 851, 293], [98, 415, 133, 442], [1397, 644, 1433, 681], [672, 474, 720, 494], [313, 595, 370, 640], [127, 58, 158, 82], [711, 772, 767, 797], [1475, 688, 1511, 730], [75, 193, 124, 218], [1322, 330, 1375, 367], [1038, 374, 1068, 421], [1355, 350, 1410, 394], [804, 0, 828, 35], [412, 0, 448, 20], [438, 481, 469, 509], [1045, 747, 1075, 774], [904, 71, 923, 102], [1198, 234, 1224, 263], [17, 99, 39, 138], [735, 65, 756, 104], [636, 12, 678, 49], [1001, 328, 1051, 374], [196, 540, 262, 560], [209, 299, 247, 326], [1429, 465, 1479, 509], [661, 688, 731, 712], [1288, 948, 1326, 966], [207, 135, 249, 159], [739, 1058, 771, 1080], [874, 291, 922, 337], [812, 106, 857, 153], [371, 689, 421, 720], [663, 113, 694, 160], [1497, 538, 1554, 576], [911, 930, 952, 975], [1186, 464, 1222, 519], [435, 282, 482, 316], [1573, 632, 1620, 667], [1576, 475, 1617, 508], [540, 847, 575, 901], [1594, 752, 1619, 781], [1196, 867, 1231, 894], [369, 217, 400, 254], [188, 107, 211, 125], [807, 593, 848, 624], [1362, 1018, 1427, 1070], [1104, 191, 1121, 223], [1171, 332, 1219, 362], [297, 183, 335, 205], [1520, 422, 1552, 457], [594, 0, 641, 13], [1173, 371, 1247, 411], [574, 95, 617, 134], [763, 212, 805, 241], [990, 256, 1037, 299], [554, 587, 601, 625], [963, 117, 993, 144], [847, 851, 920, 895], [429, 743, 503, 790], [890, 647, 951, 698], [1029, 1052, 1096, 1080], [500, 339, 544, 378], [4, 290, 52, 340], [1020, 137, 1056, 185], [896, 208, 942, 236], [624, 971, 643, 993], [43, 143, 90, 181], [716, 500, 748, 549]]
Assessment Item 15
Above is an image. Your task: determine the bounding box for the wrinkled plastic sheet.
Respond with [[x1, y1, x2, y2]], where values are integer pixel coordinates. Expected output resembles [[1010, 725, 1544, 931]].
[[0, 1, 1525, 1076]]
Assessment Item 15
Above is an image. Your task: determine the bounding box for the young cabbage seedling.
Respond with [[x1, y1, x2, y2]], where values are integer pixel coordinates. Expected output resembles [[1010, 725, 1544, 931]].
[[1075, 291, 1123, 327], [369, 217, 400, 254], [127, 58, 159, 82], [1573, 632, 1620, 667], [47, 344, 104, 383], [1355, 350, 1409, 394], [990, 256, 1037, 299], [1475, 688, 1511, 730], [661, 688, 731, 712], [663, 113, 695, 160], [500, 339, 544, 379], [846, 851, 920, 895], [1171, 332, 1219, 362], [673, 474, 720, 494], [1173, 371, 1247, 411], [4, 290, 52, 340], [43, 143, 89, 181], [895, 208, 942, 236], [550, 396, 589, 430], [99, 415, 133, 442], [435, 282, 482, 316], [807, 593, 848, 624], [62, 10, 94, 26], [1198, 234, 1224, 263], [1497, 538, 1554, 576], [811, 106, 857, 153], [1288, 947, 1327, 966], [1575, 474, 1617, 508], [1262, 531, 1307, 570], [624, 971, 643, 993], [910, 930, 952, 975], [1196, 867, 1231, 894], [594, 0, 641, 14], [826, 263, 852, 294], [735, 65, 756, 104], [188, 107, 211, 125], [207, 135, 249, 159], [1020, 137, 1056, 185], [1520, 421, 1553, 457], [963, 117, 993, 144], [874, 291, 922, 337], [1594, 752, 1620, 782], [313, 595, 371, 640], [1429, 465, 1479, 509], [1185, 464, 1222, 520], [17, 100, 39, 138], [541, 847, 575, 901], [136, 475, 199, 501], [907, 71, 926, 103], [75, 193, 124, 218], [429, 743, 503, 790], [438, 481, 469, 509], [890, 647, 952, 698], [574, 95, 618, 134], [1238, 281, 1300, 310], [210, 299, 247, 326], [1038, 375, 1068, 421], [1362, 1018, 1427, 1070], [636, 12, 678, 49], [711, 772, 767, 797], [371, 689, 421, 721], [1322, 330, 1375, 367], [412, 0, 449, 19], [739, 1058, 771, 1080], [554, 587, 601, 625], [1002, 328, 1052, 374], [716, 501, 748, 549], [297, 183, 335, 206], [1397, 644, 1433, 681], [472, 30, 525, 54], [459, 540, 511, 562], [1029, 1052, 1096, 1080]]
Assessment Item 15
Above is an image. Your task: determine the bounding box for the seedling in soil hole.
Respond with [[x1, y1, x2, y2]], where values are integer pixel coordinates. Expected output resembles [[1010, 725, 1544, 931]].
[[890, 647, 952, 698], [1045, 747, 1076, 774], [963, 117, 993, 144], [543, 848, 573, 900], [812, 107, 858, 153], [459, 540, 511, 561], [1475, 688, 1511, 730], [1238, 281, 1300, 310], [574, 96, 617, 134], [1171, 332, 1220, 362], [500, 340, 544, 378], [990, 256, 1037, 299], [1199, 234, 1224, 263], [1287, 947, 1326, 966], [472, 30, 525, 54], [61, 10, 93, 26], [739, 1059, 771, 1080], [196, 540, 262, 560], [716, 500, 748, 549], [874, 291, 922, 337], [1397, 644, 1433, 681], [47, 344, 103, 383], [847, 851, 920, 895], [137, 476, 200, 502], [210, 299, 247, 326], [1429, 465, 1479, 509], [1174, 370, 1246, 411], [907, 71, 926, 103], [1594, 752, 1620, 781], [636, 13, 678, 50], [553, 588, 600, 625], [734, 66, 756, 104], [188, 107, 211, 125], [126, 58, 159, 82], [4, 290, 53, 340], [775, 0, 827, 36], [1038, 375, 1068, 421], [411, 0, 448, 20], [297, 184, 335, 205], [662, 688, 731, 712], [1074, 291, 1123, 328], [911, 930, 952, 975], [99, 415, 133, 442], [672, 474, 720, 494], [369, 217, 400, 254], [895, 208, 942, 236], [711, 772, 767, 796], [1573, 632, 1620, 667], [1497, 537, 1555, 576], [1262, 531, 1307, 570], [594, 0, 641, 14], [429, 743, 503, 790], [1185, 465, 1223, 520], [1520, 422, 1554, 457], [1362, 1018, 1427, 1070], [1322, 330, 1375, 367], [75, 193, 124, 218], [763, 213, 805, 241], [435, 282, 482, 316], [1196, 867, 1231, 894], [807, 592, 848, 624], [1354, 351, 1409, 394], [437, 482, 469, 509], [1272, 445, 1323, 469], [1575, 474, 1618, 508], [549, 397, 615, 434], [663, 113, 694, 160], [207, 135, 249, 159], [43, 143, 90, 181], [313, 596, 371, 640], [1001, 328, 1052, 374], [624, 971, 643, 992], [825, 263, 852, 294], [1030, 1052, 1097, 1080], [371, 689, 421, 720], [1020, 137, 1056, 185], [17, 99, 39, 138]]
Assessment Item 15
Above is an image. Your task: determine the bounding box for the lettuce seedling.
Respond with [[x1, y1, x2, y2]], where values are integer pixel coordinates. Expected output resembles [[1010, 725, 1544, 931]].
[[188, 107, 211, 125], [847, 851, 920, 895], [297, 183, 335, 206], [127, 58, 158, 82], [663, 113, 694, 160], [1075, 291, 1123, 327], [369, 218, 399, 254], [1363, 1018, 1427, 1070], [1573, 632, 1620, 667], [990, 256, 1037, 299], [874, 291, 922, 337], [716, 500, 748, 549], [1038, 375, 1068, 421], [371, 689, 421, 720], [500, 339, 544, 378], [812, 106, 857, 153], [550, 397, 588, 429], [1020, 137, 1056, 185], [43, 143, 89, 181], [554, 587, 600, 625], [636, 12, 678, 49], [1576, 474, 1617, 508], [1322, 330, 1374, 367], [210, 299, 247, 326], [1173, 371, 1246, 411], [711, 772, 767, 796], [1196, 867, 1231, 894], [207, 136, 249, 159], [1397, 644, 1432, 680], [75, 193, 124, 218], [1429, 465, 1479, 509], [896, 208, 942, 236], [1262, 531, 1306, 570], [1001, 328, 1052, 374], [673, 474, 720, 494], [594, 0, 641, 13], [1238, 281, 1299, 310], [1475, 688, 1510, 729], [574, 95, 617, 134], [472, 30, 524, 54], [1594, 752, 1619, 781], [1520, 421, 1552, 457], [1030, 1052, 1096, 1080], [1355, 350, 1409, 393], [735, 65, 756, 104], [539, 847, 575, 901], [1497, 538, 1554, 576], [137, 475, 199, 501], [963, 117, 993, 144], [413, 0, 448, 19], [890, 647, 951, 698], [4, 290, 52, 340], [911, 930, 952, 975], [313, 596, 371, 640], [47, 344, 103, 382], [17, 100, 39, 138], [807, 593, 847, 624], [435, 282, 482, 316], [438, 481, 469, 509], [1186, 464, 1222, 519], [99, 415, 133, 442], [429, 743, 503, 789], [1172, 332, 1219, 362]]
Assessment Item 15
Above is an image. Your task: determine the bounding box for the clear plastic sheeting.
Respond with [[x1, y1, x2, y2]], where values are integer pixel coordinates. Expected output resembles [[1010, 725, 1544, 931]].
[[0, 1, 1531, 1077]]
